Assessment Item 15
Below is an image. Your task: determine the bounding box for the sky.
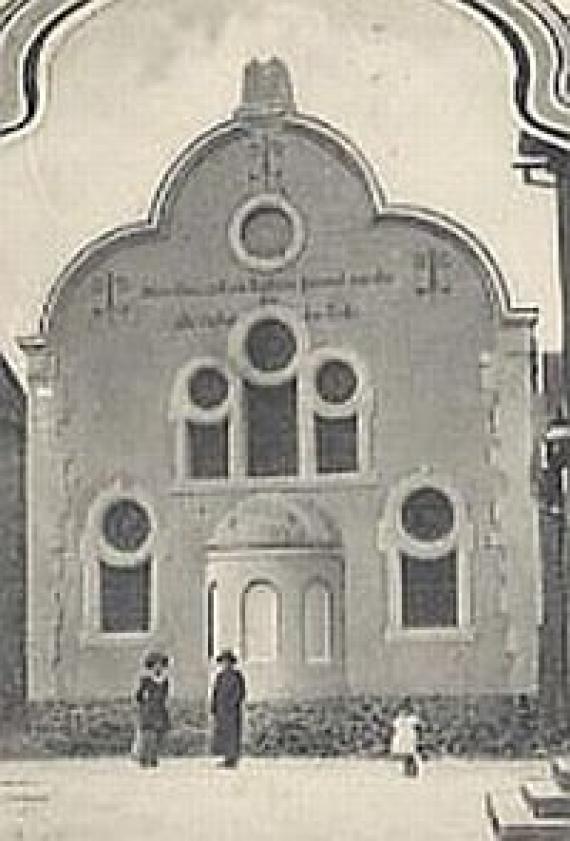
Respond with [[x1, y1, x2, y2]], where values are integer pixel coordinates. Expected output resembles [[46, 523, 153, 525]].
[[0, 0, 565, 380]]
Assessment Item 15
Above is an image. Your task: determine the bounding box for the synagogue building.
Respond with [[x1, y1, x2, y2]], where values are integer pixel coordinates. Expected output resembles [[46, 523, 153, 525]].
[[19, 59, 541, 702]]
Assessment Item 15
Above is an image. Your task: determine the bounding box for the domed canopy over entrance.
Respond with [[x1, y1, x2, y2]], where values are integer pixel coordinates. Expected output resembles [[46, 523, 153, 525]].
[[207, 494, 342, 553]]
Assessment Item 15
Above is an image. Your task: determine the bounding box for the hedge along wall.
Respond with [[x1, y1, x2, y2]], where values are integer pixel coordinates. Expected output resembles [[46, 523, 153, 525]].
[[245, 695, 555, 758], [21, 700, 208, 758], [9, 695, 570, 759]]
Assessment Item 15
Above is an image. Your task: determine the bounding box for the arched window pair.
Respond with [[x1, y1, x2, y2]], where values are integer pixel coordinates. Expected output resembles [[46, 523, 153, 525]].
[[207, 579, 333, 663], [170, 311, 371, 482]]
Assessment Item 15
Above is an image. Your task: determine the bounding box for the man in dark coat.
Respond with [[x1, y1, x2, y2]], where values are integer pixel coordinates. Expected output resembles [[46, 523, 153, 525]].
[[135, 652, 170, 768], [211, 649, 246, 768]]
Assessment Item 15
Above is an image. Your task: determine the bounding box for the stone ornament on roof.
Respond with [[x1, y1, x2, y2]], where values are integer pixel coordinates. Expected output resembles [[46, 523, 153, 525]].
[[235, 57, 296, 119]]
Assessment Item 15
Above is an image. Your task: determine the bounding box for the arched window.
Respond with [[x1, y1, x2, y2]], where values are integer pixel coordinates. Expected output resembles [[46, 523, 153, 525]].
[[379, 475, 472, 637], [170, 359, 232, 481], [242, 581, 280, 661], [314, 357, 360, 473], [187, 366, 229, 478], [174, 314, 373, 482], [303, 580, 333, 662], [81, 492, 157, 638], [399, 487, 457, 628], [242, 318, 299, 477]]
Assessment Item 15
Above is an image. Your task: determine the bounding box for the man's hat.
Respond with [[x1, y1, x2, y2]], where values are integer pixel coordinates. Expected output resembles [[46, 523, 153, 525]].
[[144, 651, 169, 669], [216, 648, 237, 665]]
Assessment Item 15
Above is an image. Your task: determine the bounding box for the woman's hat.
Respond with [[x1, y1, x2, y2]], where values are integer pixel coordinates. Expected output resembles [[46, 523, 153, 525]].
[[216, 649, 237, 665], [144, 651, 169, 669]]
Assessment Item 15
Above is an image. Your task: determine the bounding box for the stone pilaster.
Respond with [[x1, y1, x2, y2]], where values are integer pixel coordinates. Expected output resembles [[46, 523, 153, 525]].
[[18, 336, 60, 699]]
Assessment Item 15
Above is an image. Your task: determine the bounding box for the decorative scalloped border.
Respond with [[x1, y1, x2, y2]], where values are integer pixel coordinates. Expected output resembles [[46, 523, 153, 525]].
[[1, 1, 570, 148], [0, 0, 101, 138]]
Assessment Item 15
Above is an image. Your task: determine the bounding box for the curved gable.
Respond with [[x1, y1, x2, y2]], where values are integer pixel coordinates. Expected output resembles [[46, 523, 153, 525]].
[[33, 57, 535, 340], [40, 60, 386, 332]]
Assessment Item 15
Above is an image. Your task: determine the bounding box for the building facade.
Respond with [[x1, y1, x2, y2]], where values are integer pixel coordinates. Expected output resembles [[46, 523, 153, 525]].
[[20, 59, 541, 702]]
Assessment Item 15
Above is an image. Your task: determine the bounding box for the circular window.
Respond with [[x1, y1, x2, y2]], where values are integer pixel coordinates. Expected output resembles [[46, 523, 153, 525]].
[[103, 499, 151, 552], [188, 366, 228, 410], [241, 206, 294, 260], [401, 488, 454, 542], [246, 317, 297, 373], [229, 195, 304, 272], [316, 359, 358, 404]]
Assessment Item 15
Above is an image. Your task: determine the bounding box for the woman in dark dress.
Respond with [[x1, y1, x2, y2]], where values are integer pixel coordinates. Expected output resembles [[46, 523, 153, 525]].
[[211, 650, 246, 768], [135, 652, 170, 768]]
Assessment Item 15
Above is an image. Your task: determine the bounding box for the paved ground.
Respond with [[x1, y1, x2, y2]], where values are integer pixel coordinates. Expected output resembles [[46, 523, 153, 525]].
[[0, 756, 550, 841]]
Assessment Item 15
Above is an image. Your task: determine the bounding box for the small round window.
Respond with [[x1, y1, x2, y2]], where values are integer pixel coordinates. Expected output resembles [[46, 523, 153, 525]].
[[246, 317, 297, 373], [229, 195, 304, 271], [316, 359, 358, 404], [401, 488, 454, 542], [103, 499, 151, 552], [241, 206, 294, 260], [188, 367, 228, 410]]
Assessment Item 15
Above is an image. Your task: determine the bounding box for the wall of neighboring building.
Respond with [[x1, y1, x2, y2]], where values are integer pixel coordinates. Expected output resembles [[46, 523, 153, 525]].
[[535, 352, 569, 716], [0, 359, 26, 705]]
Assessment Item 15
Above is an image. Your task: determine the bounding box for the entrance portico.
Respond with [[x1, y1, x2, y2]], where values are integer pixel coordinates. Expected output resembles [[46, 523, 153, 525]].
[[206, 495, 346, 700]]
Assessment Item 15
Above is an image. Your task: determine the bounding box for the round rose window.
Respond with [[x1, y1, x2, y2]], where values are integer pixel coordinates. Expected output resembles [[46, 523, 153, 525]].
[[316, 359, 358, 404], [229, 194, 304, 271], [188, 366, 228, 409], [103, 499, 151, 552], [246, 317, 297, 373], [241, 206, 294, 260], [401, 488, 454, 542]]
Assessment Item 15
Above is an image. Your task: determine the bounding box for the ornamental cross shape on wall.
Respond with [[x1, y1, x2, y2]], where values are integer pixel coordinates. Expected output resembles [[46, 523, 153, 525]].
[[413, 248, 453, 297], [91, 271, 133, 320], [247, 130, 284, 191]]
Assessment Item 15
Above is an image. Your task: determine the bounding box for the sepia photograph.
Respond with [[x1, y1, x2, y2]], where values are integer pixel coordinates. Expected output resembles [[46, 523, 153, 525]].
[[1, 0, 570, 838]]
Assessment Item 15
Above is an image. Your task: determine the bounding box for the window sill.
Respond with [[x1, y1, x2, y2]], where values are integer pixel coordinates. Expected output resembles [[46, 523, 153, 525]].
[[242, 660, 279, 666], [384, 626, 475, 644], [79, 630, 154, 649], [170, 471, 379, 495], [304, 658, 335, 666]]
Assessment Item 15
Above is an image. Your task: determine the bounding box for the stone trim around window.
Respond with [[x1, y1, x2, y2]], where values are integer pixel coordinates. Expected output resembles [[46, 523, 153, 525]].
[[240, 579, 283, 663], [170, 310, 374, 484], [310, 348, 368, 419], [228, 193, 306, 274], [378, 468, 474, 639], [79, 481, 159, 644], [169, 357, 234, 424], [169, 357, 237, 483], [309, 347, 373, 475], [228, 306, 308, 388], [302, 576, 334, 664]]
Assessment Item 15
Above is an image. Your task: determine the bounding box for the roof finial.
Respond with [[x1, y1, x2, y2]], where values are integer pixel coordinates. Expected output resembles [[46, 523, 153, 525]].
[[235, 57, 296, 119]]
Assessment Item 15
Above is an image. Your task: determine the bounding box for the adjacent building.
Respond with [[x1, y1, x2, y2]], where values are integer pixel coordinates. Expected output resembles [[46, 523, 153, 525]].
[[0, 355, 26, 704]]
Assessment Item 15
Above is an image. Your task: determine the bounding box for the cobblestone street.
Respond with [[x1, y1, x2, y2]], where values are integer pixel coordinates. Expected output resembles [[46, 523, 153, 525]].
[[0, 757, 548, 841]]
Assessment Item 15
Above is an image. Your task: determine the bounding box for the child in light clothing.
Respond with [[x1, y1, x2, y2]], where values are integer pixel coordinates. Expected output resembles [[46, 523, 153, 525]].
[[391, 698, 422, 777]]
